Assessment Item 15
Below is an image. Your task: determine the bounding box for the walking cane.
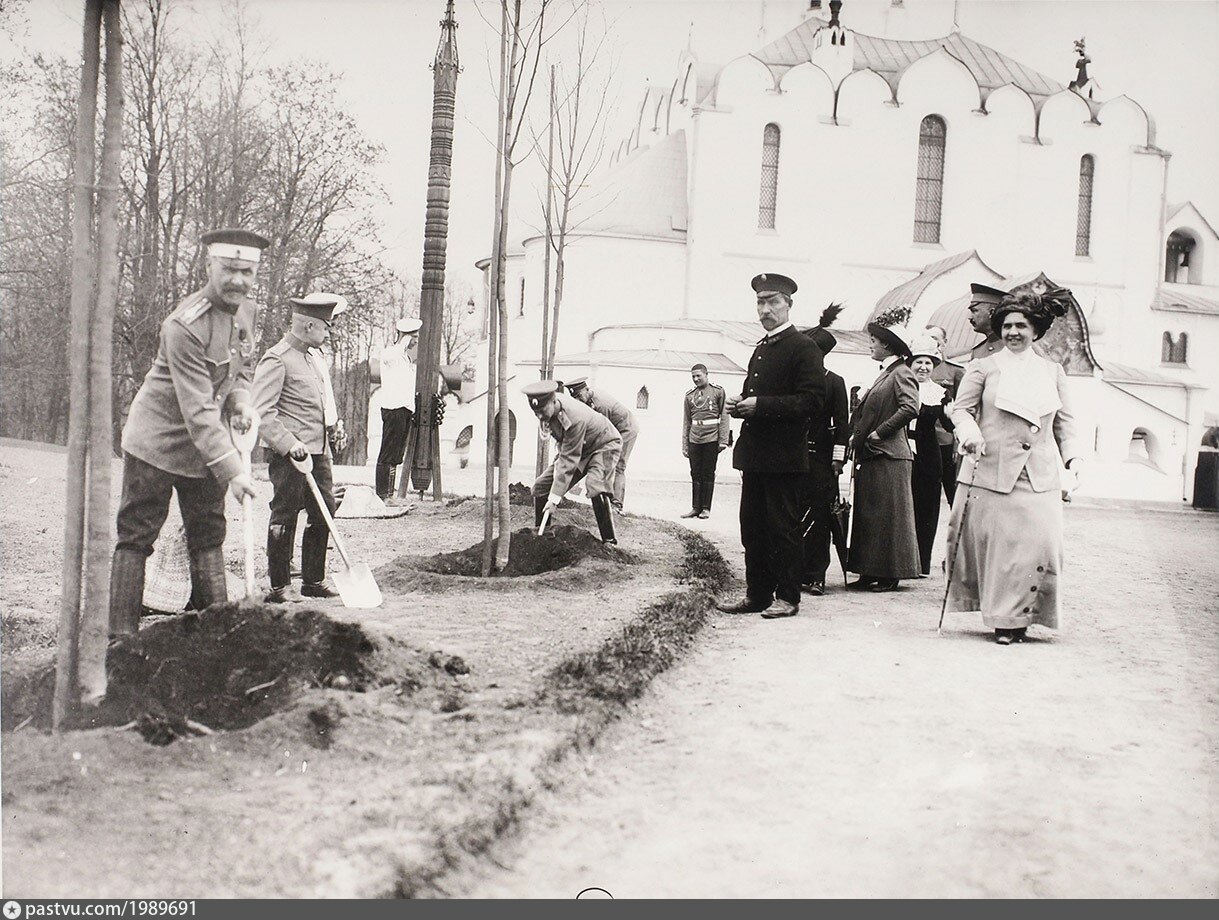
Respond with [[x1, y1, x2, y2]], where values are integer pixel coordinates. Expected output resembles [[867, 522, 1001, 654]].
[[938, 450, 979, 634]]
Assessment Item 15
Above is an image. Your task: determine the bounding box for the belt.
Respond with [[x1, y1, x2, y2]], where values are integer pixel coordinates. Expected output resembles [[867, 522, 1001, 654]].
[[693, 418, 720, 426]]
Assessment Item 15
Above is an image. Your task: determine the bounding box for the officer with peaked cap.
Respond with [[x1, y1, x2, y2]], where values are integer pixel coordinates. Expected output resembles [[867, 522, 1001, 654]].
[[109, 228, 269, 635], [251, 294, 345, 602], [375, 316, 423, 500], [966, 282, 1011, 362], [717, 272, 825, 619], [565, 377, 638, 513], [525, 380, 622, 544]]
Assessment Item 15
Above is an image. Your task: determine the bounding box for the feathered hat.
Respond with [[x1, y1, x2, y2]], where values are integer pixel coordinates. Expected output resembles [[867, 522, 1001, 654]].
[[867, 303, 915, 358], [804, 302, 844, 354], [990, 283, 1072, 340]]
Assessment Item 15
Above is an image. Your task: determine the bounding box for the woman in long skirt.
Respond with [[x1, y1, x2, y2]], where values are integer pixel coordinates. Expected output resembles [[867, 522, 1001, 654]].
[[847, 306, 921, 592], [907, 337, 955, 576], [945, 287, 1083, 644]]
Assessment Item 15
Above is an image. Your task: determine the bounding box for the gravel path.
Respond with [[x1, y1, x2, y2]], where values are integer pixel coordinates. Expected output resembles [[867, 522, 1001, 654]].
[[442, 492, 1219, 898]]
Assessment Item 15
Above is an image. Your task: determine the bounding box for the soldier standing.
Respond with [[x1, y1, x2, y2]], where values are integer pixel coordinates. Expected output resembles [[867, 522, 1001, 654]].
[[109, 228, 267, 635], [966, 283, 1010, 362], [801, 306, 849, 595], [564, 377, 638, 513], [716, 273, 826, 620], [375, 317, 422, 500], [251, 294, 345, 603], [525, 380, 622, 544], [680, 363, 729, 519]]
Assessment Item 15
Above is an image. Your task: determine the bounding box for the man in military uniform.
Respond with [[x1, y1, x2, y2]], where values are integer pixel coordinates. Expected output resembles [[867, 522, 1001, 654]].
[[926, 323, 965, 501], [251, 294, 345, 603], [109, 228, 267, 635], [525, 380, 622, 544], [565, 377, 637, 513], [717, 273, 826, 620], [966, 282, 1010, 362], [801, 307, 849, 596], [375, 317, 422, 500], [681, 363, 730, 519]]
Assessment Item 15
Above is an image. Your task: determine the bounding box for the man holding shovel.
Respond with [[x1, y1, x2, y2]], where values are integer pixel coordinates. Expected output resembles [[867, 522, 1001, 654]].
[[251, 294, 345, 603], [108, 228, 268, 635]]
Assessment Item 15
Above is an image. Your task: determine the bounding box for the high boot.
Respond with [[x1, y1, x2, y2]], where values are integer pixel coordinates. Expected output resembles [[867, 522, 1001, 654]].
[[265, 523, 296, 603], [681, 482, 702, 518], [188, 546, 229, 610], [300, 522, 339, 598], [699, 480, 715, 518], [374, 463, 392, 500], [386, 465, 399, 499], [109, 547, 146, 636], [591, 493, 617, 545], [534, 495, 548, 529]]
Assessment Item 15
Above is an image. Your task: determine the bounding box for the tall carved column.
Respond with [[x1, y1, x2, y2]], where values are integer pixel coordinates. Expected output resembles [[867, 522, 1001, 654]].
[[404, 0, 461, 496]]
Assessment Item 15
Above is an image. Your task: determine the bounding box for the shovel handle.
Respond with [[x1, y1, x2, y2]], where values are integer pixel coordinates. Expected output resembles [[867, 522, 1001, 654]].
[[289, 454, 353, 569], [230, 415, 260, 598], [537, 506, 551, 536]]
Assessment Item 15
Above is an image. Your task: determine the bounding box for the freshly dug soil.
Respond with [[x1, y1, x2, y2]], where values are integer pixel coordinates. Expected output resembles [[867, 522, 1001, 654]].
[[507, 481, 577, 508], [2, 604, 408, 739], [416, 525, 636, 577]]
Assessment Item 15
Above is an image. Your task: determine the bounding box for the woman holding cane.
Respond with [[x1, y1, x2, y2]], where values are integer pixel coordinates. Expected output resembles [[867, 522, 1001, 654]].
[[944, 287, 1083, 645]]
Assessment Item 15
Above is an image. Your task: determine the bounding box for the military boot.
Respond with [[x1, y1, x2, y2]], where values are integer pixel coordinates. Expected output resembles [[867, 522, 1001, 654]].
[[265, 523, 296, 603], [188, 547, 229, 610], [591, 493, 617, 545], [699, 480, 715, 519], [109, 547, 147, 636], [300, 523, 340, 598], [680, 482, 702, 518]]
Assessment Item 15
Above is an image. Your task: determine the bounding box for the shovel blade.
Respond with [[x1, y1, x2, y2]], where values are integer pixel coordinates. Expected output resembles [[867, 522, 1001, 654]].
[[333, 563, 383, 609]]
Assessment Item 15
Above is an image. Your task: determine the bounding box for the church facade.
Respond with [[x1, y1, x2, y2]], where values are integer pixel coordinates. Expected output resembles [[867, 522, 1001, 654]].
[[469, 1, 1218, 504]]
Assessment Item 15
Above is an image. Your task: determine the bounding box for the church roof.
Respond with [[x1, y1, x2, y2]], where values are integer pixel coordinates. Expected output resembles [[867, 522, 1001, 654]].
[[541, 349, 743, 373], [754, 21, 1063, 102], [573, 130, 688, 241], [591, 319, 874, 356], [1151, 289, 1219, 316], [868, 249, 996, 324], [1166, 202, 1219, 241], [1102, 362, 1192, 389]]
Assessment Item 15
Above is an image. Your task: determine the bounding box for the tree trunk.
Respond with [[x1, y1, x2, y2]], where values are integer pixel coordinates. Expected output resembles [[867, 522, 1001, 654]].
[[494, 161, 514, 572], [79, 0, 123, 707], [54, 0, 103, 732], [537, 64, 555, 477]]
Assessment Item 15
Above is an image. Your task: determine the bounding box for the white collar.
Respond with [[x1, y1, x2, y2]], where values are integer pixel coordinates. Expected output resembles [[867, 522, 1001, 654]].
[[764, 321, 793, 339]]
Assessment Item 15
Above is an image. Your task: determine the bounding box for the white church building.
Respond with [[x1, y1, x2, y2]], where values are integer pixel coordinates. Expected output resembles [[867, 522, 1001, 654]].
[[462, 0, 1218, 504]]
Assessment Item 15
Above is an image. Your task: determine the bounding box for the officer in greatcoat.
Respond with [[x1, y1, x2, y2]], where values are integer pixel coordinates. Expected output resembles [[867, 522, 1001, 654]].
[[109, 228, 268, 635], [251, 294, 345, 602], [564, 377, 638, 512], [717, 273, 826, 620], [525, 380, 622, 544]]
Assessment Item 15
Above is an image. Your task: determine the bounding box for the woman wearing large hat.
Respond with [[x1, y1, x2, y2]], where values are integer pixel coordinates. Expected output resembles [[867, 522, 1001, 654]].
[[846, 305, 922, 591], [906, 335, 955, 577], [945, 286, 1083, 644]]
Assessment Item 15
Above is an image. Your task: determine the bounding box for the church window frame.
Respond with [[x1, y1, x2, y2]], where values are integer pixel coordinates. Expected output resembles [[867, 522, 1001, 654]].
[[1162, 331, 1188, 366], [758, 123, 781, 230], [1165, 229, 1201, 284], [1075, 155, 1095, 257], [913, 115, 946, 244], [636, 386, 650, 410]]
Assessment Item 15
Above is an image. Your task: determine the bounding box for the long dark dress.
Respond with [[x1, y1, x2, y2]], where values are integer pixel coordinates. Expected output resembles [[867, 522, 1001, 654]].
[[910, 402, 954, 575]]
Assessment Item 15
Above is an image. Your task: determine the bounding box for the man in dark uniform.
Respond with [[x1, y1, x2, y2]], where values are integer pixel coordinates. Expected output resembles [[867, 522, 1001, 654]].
[[525, 380, 622, 544], [926, 324, 965, 502], [717, 273, 825, 620], [680, 363, 729, 519], [564, 377, 638, 513], [800, 307, 849, 596], [252, 294, 344, 603], [966, 282, 1010, 363], [109, 228, 267, 635]]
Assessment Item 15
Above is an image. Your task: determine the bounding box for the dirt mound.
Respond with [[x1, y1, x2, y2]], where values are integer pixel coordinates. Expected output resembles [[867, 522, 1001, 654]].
[[2, 604, 401, 738], [507, 482, 578, 508], [416, 525, 634, 577]]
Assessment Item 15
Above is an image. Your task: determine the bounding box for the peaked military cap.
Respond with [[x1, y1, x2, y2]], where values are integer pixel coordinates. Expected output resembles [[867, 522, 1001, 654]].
[[751, 272, 798, 298], [396, 317, 423, 335], [289, 293, 341, 322], [970, 282, 1010, 303], [522, 380, 561, 409], [201, 228, 270, 265], [564, 376, 589, 393]]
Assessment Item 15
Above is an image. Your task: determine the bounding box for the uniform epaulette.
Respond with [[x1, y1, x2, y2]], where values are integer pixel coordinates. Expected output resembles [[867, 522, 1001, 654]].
[[709, 382, 724, 391], [176, 292, 212, 325], [265, 339, 292, 358], [684, 387, 697, 396]]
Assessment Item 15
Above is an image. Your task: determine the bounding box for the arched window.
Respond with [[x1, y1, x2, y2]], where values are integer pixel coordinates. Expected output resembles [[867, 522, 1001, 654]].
[[1162, 331, 1188, 365], [1165, 230, 1200, 284], [1075, 155, 1094, 256], [913, 115, 946, 243], [758, 123, 781, 230], [1127, 427, 1164, 471], [636, 386, 650, 410]]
